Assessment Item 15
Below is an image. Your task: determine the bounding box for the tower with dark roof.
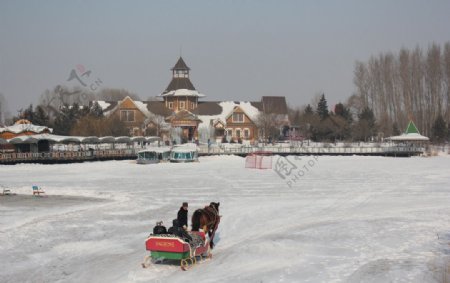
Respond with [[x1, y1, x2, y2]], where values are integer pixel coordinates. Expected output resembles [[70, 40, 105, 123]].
[[159, 57, 205, 142], [164, 57, 196, 93], [160, 57, 205, 113]]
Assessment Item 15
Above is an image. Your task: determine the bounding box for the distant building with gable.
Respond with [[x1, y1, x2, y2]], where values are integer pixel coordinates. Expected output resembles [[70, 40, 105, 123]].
[[0, 119, 52, 140], [94, 57, 290, 143]]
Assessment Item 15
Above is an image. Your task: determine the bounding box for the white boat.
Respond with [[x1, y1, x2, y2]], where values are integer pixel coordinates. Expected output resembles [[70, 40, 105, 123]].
[[137, 147, 171, 164], [169, 144, 198, 163]]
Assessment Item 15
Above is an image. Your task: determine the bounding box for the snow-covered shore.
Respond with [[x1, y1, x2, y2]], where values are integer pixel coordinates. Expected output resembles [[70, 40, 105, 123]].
[[1, 155, 450, 282]]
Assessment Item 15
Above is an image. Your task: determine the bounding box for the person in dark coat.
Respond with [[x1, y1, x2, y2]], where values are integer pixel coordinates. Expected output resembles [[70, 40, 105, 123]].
[[168, 219, 192, 242], [177, 202, 188, 229]]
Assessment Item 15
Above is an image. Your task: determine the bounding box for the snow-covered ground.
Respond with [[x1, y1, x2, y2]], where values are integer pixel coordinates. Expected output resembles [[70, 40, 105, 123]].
[[1, 155, 450, 283]]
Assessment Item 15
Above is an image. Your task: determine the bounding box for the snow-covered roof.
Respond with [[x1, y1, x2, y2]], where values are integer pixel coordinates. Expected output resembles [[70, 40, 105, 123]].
[[386, 133, 429, 142], [99, 136, 115, 143], [97, 101, 111, 111], [5, 134, 161, 144], [97, 97, 152, 117], [159, 89, 205, 98], [0, 123, 52, 134], [139, 146, 171, 154], [386, 120, 429, 142], [8, 136, 39, 144], [133, 101, 152, 117], [197, 101, 261, 127], [145, 136, 162, 142], [114, 136, 131, 143], [172, 143, 198, 152], [8, 134, 71, 144]]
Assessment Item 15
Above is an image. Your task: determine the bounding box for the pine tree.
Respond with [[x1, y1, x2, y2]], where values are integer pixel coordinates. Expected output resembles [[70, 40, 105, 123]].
[[352, 107, 377, 141], [431, 114, 447, 142], [53, 104, 81, 135], [32, 105, 49, 126], [358, 107, 376, 128], [22, 104, 34, 121], [392, 122, 401, 136], [304, 104, 314, 116], [334, 102, 353, 123], [316, 94, 329, 120], [90, 102, 104, 118]]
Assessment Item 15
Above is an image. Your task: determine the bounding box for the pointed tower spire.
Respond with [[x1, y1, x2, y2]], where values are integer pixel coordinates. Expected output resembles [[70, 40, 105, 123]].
[[171, 57, 190, 71], [162, 57, 196, 93]]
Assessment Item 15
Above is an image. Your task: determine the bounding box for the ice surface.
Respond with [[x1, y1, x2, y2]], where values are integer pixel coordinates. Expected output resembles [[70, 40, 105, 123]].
[[1, 156, 450, 282]]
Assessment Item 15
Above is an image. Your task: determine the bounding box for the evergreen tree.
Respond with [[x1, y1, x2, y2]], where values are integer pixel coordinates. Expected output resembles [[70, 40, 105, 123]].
[[53, 104, 81, 135], [90, 102, 104, 118], [352, 107, 377, 141], [299, 104, 316, 140], [358, 107, 376, 128], [304, 104, 314, 115], [431, 114, 447, 142], [334, 102, 353, 123], [392, 122, 401, 136], [22, 104, 34, 121], [316, 94, 329, 120], [32, 105, 49, 126]]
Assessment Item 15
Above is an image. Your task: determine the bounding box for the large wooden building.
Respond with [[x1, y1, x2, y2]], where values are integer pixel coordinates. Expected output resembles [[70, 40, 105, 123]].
[[96, 57, 290, 143], [0, 119, 52, 152]]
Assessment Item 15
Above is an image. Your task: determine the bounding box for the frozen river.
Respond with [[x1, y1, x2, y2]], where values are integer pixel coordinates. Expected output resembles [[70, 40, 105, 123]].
[[1, 155, 450, 283]]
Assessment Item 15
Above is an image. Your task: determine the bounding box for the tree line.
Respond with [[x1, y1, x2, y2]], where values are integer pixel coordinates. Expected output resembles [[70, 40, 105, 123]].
[[5, 87, 142, 136], [12, 102, 129, 137], [353, 42, 450, 142], [290, 94, 377, 142]]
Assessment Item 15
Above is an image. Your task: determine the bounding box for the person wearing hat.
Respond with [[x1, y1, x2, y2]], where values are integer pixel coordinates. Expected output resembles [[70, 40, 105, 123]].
[[177, 202, 189, 230]]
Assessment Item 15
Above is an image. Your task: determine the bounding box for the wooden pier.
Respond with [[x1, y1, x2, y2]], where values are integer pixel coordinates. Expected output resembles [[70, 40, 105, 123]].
[[0, 145, 425, 165], [0, 149, 136, 164], [197, 145, 425, 157]]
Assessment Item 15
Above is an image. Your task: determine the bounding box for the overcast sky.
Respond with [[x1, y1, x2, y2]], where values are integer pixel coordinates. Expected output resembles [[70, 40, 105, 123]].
[[1, 0, 450, 113]]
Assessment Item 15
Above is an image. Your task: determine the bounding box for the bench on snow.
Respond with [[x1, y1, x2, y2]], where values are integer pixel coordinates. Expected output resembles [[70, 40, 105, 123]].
[[32, 185, 45, 196]]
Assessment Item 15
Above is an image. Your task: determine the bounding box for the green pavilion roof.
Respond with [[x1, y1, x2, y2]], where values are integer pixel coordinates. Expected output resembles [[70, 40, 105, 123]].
[[405, 121, 420, 134]]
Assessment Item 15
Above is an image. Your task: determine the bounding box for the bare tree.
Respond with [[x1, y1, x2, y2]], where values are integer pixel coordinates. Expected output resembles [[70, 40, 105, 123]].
[[144, 114, 169, 137], [443, 43, 450, 122], [96, 88, 141, 101], [353, 42, 450, 137], [255, 112, 279, 142], [71, 115, 129, 137], [0, 93, 8, 125], [39, 85, 95, 119]]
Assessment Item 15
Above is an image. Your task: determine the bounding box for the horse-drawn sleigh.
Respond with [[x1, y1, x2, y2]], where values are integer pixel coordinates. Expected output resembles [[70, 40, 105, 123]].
[[142, 202, 220, 271]]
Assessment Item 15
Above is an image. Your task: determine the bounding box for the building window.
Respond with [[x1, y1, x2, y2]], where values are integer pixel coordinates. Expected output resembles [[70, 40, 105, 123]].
[[120, 110, 135, 122], [236, 129, 241, 138], [174, 70, 188, 78], [191, 102, 195, 109], [168, 102, 173, 109], [244, 128, 250, 139], [232, 113, 244, 123], [179, 101, 185, 109], [226, 129, 232, 136]]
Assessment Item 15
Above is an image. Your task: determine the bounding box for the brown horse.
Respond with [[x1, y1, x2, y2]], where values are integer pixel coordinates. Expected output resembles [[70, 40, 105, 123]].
[[191, 202, 220, 249]]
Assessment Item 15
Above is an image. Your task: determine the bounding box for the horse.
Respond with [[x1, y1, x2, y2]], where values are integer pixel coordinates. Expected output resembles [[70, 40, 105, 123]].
[[191, 202, 220, 249]]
